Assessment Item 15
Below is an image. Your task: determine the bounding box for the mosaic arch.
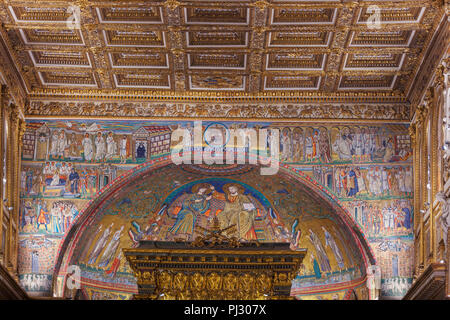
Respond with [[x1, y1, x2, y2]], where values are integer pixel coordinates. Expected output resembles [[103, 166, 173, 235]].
[[19, 119, 413, 299], [52, 155, 375, 300]]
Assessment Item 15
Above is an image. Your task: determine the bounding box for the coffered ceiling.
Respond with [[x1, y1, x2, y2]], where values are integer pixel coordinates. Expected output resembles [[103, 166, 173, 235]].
[[0, 0, 448, 106]]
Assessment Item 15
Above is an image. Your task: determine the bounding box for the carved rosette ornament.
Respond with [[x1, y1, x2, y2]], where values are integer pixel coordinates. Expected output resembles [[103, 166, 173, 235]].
[[73, 0, 91, 16], [252, 1, 270, 11], [253, 26, 268, 35], [165, 0, 181, 11]]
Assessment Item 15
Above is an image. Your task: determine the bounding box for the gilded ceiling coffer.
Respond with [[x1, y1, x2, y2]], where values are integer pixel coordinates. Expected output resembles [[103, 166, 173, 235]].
[[123, 241, 306, 300]]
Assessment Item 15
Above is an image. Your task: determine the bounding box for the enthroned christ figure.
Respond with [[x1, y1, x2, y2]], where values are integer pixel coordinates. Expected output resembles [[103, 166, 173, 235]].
[[212, 183, 258, 241]]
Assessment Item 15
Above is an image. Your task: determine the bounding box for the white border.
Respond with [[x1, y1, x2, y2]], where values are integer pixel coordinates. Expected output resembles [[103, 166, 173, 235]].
[[96, 7, 164, 24], [188, 53, 247, 70], [186, 32, 248, 48], [348, 30, 416, 48], [270, 8, 337, 25], [342, 53, 406, 71], [28, 50, 92, 68], [189, 75, 246, 91], [263, 75, 322, 90], [102, 30, 166, 48], [338, 74, 398, 90], [19, 28, 85, 46], [38, 71, 98, 87], [8, 5, 68, 23], [184, 7, 249, 25], [113, 73, 171, 89], [268, 31, 333, 47], [108, 52, 169, 69], [356, 6, 426, 25], [265, 53, 327, 71]]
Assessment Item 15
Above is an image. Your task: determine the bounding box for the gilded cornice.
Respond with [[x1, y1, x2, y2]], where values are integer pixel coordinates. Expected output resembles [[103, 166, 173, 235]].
[[0, 29, 26, 107], [27, 88, 407, 101], [408, 8, 449, 109], [412, 52, 448, 124]]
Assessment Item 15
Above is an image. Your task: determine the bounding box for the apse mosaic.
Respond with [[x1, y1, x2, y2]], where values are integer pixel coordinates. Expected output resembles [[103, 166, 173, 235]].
[[63, 164, 367, 300], [19, 119, 413, 299]]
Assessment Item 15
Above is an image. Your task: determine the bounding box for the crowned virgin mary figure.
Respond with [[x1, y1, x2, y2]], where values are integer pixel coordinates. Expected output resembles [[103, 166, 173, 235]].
[[168, 183, 213, 239]]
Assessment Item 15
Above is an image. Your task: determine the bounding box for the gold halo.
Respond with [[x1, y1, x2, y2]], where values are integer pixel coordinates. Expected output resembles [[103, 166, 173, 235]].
[[222, 183, 245, 195], [191, 182, 213, 194], [293, 127, 303, 134]]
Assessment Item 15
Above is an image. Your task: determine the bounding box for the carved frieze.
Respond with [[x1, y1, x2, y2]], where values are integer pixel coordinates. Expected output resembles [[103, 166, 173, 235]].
[[25, 100, 410, 121], [124, 240, 305, 300]]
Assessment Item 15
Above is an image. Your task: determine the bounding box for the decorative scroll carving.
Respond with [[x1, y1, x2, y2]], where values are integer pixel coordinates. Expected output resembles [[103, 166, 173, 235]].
[[124, 241, 306, 300], [26, 101, 411, 121]]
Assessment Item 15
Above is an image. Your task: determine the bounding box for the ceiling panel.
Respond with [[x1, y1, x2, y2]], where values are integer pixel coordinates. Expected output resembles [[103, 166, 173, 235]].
[[0, 0, 444, 101]]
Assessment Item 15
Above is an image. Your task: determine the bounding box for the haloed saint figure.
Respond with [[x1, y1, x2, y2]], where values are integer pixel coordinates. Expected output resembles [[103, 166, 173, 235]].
[[158, 181, 285, 243], [168, 183, 213, 240], [168, 182, 260, 241], [214, 184, 258, 241]]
